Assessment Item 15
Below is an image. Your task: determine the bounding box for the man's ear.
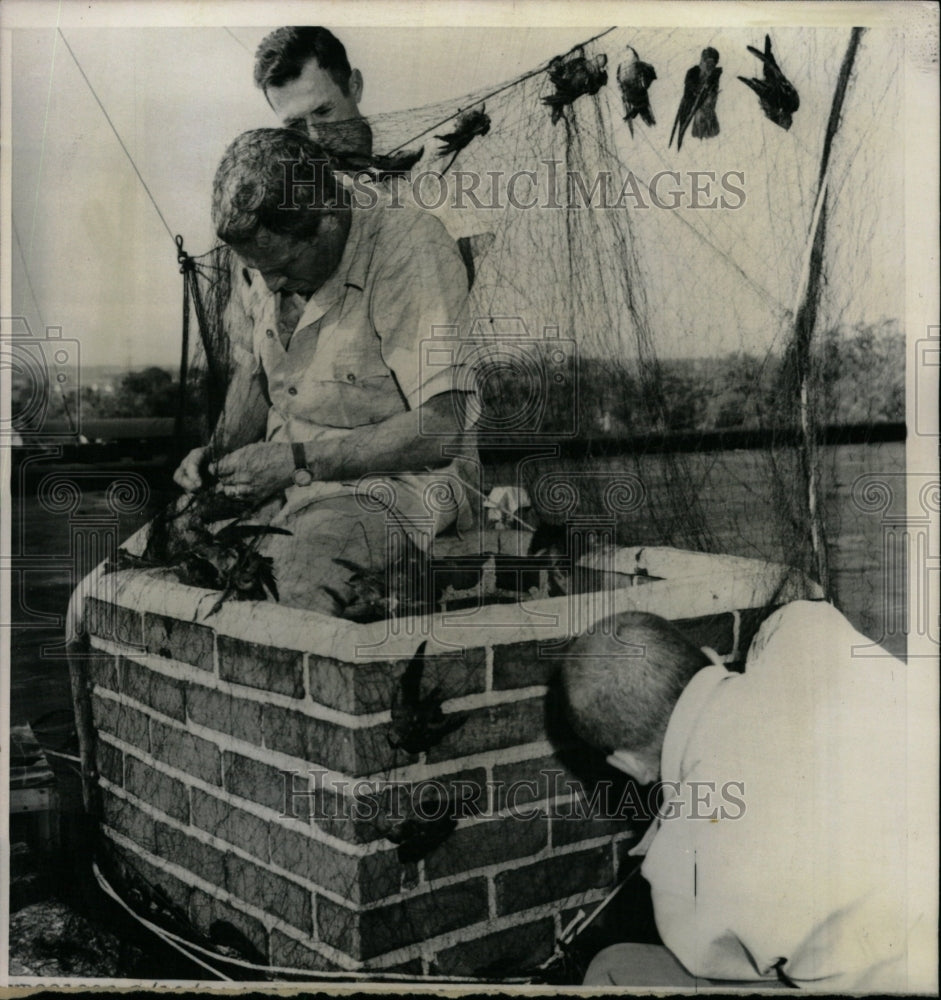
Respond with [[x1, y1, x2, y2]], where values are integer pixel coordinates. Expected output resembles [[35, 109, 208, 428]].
[[349, 69, 363, 104], [606, 749, 658, 785]]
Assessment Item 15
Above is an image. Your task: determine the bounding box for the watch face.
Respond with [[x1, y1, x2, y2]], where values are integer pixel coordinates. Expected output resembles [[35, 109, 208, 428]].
[[293, 468, 314, 487]]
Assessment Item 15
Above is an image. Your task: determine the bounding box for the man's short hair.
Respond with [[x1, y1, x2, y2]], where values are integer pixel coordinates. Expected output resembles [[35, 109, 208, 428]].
[[562, 612, 709, 755], [212, 128, 340, 247], [254, 26, 353, 95]]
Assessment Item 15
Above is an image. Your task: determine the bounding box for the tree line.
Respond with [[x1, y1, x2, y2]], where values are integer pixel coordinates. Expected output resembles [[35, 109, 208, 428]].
[[18, 320, 903, 438]]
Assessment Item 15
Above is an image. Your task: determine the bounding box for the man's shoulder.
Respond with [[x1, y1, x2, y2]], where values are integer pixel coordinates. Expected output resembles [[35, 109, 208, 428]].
[[358, 196, 459, 252]]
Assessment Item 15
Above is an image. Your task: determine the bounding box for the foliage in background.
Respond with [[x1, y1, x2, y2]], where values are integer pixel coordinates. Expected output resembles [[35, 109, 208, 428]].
[[15, 321, 903, 436]]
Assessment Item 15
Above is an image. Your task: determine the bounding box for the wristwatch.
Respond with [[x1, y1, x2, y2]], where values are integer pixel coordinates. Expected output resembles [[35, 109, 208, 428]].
[[291, 442, 314, 487]]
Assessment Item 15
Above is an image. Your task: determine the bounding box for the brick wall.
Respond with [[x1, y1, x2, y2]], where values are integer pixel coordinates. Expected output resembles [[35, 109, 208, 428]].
[[79, 547, 819, 976]]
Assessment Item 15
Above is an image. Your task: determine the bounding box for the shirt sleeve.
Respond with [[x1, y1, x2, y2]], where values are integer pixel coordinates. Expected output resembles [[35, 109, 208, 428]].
[[369, 210, 474, 410]]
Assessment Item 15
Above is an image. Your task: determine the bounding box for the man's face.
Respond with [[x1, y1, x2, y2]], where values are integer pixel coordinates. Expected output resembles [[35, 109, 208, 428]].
[[233, 217, 349, 297], [266, 59, 363, 133]]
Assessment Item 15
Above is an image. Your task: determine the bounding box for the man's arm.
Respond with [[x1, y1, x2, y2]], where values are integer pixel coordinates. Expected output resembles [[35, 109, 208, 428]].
[[209, 390, 467, 500]]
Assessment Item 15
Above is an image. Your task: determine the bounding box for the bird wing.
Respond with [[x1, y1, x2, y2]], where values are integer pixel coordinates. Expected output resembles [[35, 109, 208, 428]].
[[671, 65, 702, 149], [397, 641, 427, 707]]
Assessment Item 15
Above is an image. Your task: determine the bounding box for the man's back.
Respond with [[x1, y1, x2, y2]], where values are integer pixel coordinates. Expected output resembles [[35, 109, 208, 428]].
[[644, 600, 929, 989]]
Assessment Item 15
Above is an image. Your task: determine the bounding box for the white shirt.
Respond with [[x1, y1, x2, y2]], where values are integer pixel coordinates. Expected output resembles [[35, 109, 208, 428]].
[[642, 600, 935, 991]]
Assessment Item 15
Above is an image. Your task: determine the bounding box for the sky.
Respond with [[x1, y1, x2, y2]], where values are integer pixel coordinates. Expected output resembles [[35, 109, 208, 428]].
[[5, 7, 908, 371]]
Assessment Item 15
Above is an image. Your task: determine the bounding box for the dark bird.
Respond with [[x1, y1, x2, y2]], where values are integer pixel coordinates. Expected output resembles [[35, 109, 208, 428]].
[[329, 147, 425, 183], [670, 47, 722, 150], [542, 51, 609, 125], [738, 34, 800, 130], [374, 789, 457, 864], [105, 490, 289, 608], [388, 641, 467, 755], [435, 105, 491, 159], [616, 46, 657, 136]]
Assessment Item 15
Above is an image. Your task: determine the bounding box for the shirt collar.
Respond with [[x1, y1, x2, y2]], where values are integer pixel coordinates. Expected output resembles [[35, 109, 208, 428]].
[[660, 664, 730, 783]]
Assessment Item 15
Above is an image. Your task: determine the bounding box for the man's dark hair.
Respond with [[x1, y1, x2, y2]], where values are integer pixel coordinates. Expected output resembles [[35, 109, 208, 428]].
[[562, 612, 710, 756], [212, 128, 341, 247], [254, 26, 353, 95]]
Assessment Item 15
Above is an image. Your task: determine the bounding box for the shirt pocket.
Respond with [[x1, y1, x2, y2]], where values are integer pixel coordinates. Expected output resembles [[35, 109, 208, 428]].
[[324, 348, 404, 425]]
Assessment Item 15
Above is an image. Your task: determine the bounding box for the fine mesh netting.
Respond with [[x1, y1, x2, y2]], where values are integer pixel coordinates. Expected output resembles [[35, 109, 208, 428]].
[[179, 25, 902, 595], [163, 25, 905, 978]]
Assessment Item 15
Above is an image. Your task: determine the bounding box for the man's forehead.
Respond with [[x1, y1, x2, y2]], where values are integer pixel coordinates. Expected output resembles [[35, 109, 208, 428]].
[[267, 59, 345, 119]]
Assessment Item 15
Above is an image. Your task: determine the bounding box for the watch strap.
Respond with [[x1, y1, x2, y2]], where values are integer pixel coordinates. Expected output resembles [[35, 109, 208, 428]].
[[291, 441, 308, 472]]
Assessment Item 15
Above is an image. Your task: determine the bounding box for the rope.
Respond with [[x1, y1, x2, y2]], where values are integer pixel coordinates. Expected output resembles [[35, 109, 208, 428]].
[[57, 29, 176, 244], [92, 861, 233, 980], [92, 860, 531, 984], [224, 26, 252, 55]]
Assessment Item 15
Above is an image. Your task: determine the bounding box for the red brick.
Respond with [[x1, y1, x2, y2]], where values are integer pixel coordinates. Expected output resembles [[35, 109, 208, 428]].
[[674, 613, 735, 658], [92, 693, 150, 752], [304, 766, 488, 845], [97, 740, 124, 786], [492, 755, 597, 811], [150, 718, 221, 785], [219, 634, 303, 698], [433, 916, 555, 976], [317, 878, 488, 960], [192, 788, 268, 861], [424, 813, 548, 881], [269, 929, 344, 972], [223, 751, 306, 815], [269, 823, 403, 904], [143, 612, 214, 671], [113, 847, 192, 919], [124, 757, 189, 823], [262, 704, 397, 778], [308, 647, 486, 715], [224, 854, 312, 933], [187, 684, 263, 741], [88, 653, 121, 693], [425, 696, 546, 763], [550, 812, 635, 848], [492, 640, 558, 690], [189, 887, 268, 964], [155, 821, 226, 885], [494, 843, 614, 916], [101, 788, 156, 851], [123, 658, 185, 721], [85, 597, 143, 648]]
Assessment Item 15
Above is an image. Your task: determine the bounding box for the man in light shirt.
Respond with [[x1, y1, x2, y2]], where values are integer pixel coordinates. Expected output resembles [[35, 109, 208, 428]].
[[174, 128, 475, 614], [562, 600, 934, 991]]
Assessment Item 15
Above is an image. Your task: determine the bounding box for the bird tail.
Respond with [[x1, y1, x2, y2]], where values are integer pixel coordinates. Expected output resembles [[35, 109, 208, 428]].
[[692, 111, 719, 139], [623, 114, 635, 136], [738, 75, 765, 98]]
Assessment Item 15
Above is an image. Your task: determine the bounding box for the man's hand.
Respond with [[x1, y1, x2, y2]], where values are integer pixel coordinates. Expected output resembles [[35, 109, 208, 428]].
[[209, 442, 295, 504], [174, 446, 212, 493]]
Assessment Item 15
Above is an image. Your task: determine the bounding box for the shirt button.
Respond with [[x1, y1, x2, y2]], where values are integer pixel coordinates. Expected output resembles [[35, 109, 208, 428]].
[[266, 329, 276, 338], [346, 373, 356, 383], [288, 386, 298, 396]]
